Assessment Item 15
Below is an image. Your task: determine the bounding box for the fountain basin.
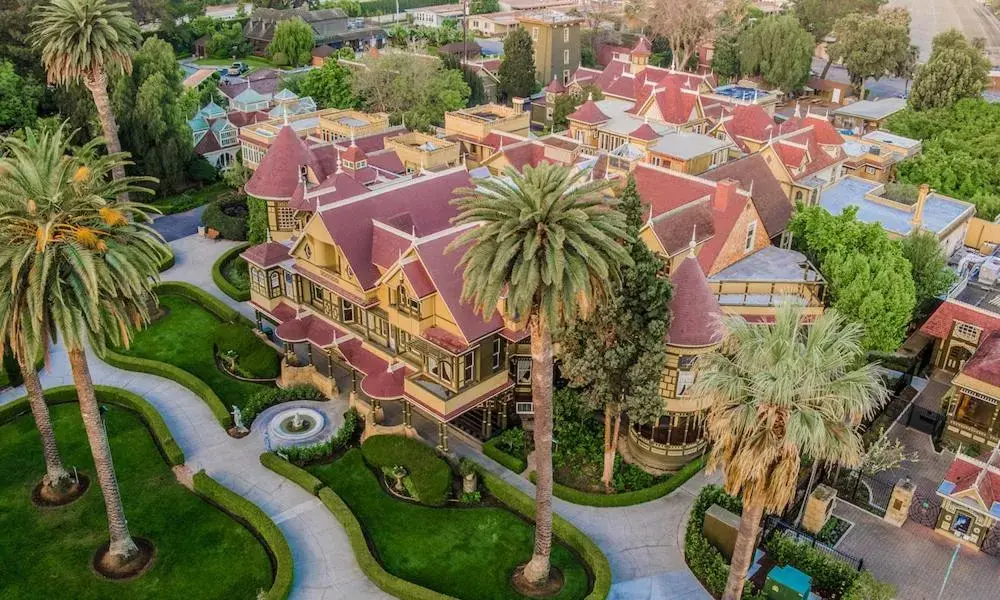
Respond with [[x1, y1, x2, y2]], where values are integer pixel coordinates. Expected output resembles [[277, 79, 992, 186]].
[[268, 407, 325, 444]]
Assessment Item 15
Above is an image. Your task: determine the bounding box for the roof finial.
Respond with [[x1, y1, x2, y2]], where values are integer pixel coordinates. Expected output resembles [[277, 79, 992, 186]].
[[283, 108, 289, 127], [688, 225, 697, 258], [401, 113, 406, 130], [794, 102, 801, 118], [646, 203, 653, 225]]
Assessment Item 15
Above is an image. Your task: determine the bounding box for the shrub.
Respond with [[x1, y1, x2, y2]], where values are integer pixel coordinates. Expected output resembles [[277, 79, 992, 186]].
[[532, 455, 706, 507], [483, 427, 527, 473], [192, 471, 293, 600], [282, 409, 361, 463], [684, 485, 743, 597], [612, 455, 659, 493], [158, 250, 175, 272], [215, 322, 280, 379], [460, 490, 481, 504], [1, 344, 22, 389], [202, 195, 249, 241], [260, 452, 325, 495], [843, 570, 895, 600], [360, 435, 451, 506], [213, 243, 251, 301], [243, 385, 324, 425], [765, 534, 859, 598]]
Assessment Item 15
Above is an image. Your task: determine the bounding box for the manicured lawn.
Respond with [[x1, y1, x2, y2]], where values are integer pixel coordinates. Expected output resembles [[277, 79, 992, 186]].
[[0, 403, 272, 599], [151, 182, 229, 215], [119, 294, 275, 411], [309, 449, 591, 600]]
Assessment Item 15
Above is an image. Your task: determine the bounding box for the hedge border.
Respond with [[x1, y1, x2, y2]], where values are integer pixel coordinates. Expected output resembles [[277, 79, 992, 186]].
[[528, 456, 706, 507], [0, 384, 185, 466], [261, 452, 611, 600], [155, 281, 246, 325], [212, 243, 252, 302], [482, 438, 527, 474], [158, 250, 175, 273], [260, 452, 456, 600], [192, 471, 294, 600], [480, 469, 611, 600]]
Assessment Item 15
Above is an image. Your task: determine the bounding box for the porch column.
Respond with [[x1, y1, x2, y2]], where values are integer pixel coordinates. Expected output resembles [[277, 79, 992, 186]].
[[403, 400, 412, 428], [352, 368, 358, 393], [500, 395, 509, 429], [327, 351, 334, 374], [438, 421, 449, 452], [307, 344, 313, 365], [485, 400, 493, 439], [284, 342, 293, 361], [255, 312, 262, 330], [481, 401, 491, 439]]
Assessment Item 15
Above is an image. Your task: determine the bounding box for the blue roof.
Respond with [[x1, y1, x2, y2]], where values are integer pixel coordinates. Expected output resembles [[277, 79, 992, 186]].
[[819, 177, 973, 236], [210, 118, 232, 133], [767, 565, 812, 594], [991, 502, 1000, 518], [187, 116, 209, 132], [938, 481, 956, 495], [714, 85, 769, 100], [199, 101, 226, 119], [234, 88, 267, 103]]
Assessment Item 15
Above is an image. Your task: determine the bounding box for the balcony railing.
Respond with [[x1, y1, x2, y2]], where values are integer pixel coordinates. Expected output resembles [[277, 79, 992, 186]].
[[709, 280, 826, 308]]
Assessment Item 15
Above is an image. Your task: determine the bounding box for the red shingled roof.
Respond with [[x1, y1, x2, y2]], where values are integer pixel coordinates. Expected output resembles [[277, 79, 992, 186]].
[[275, 314, 343, 348], [629, 122, 660, 141], [632, 36, 652, 56], [246, 126, 322, 200], [402, 260, 435, 298], [722, 105, 777, 151], [920, 300, 1000, 341], [667, 254, 724, 347], [568, 97, 609, 124], [633, 163, 715, 216], [545, 76, 566, 94], [704, 154, 792, 237], [649, 199, 716, 256], [941, 451, 1000, 511], [370, 226, 411, 270], [964, 332, 1000, 388], [341, 143, 366, 163], [242, 241, 290, 268]]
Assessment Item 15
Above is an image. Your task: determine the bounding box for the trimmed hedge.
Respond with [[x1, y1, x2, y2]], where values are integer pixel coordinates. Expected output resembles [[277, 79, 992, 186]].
[[155, 281, 244, 324], [529, 456, 706, 507], [479, 468, 612, 600], [158, 249, 175, 273], [765, 535, 860, 598], [97, 346, 233, 429], [361, 435, 452, 506], [215, 322, 280, 379], [0, 385, 185, 466], [482, 429, 527, 474], [202, 196, 249, 241], [244, 385, 324, 424], [260, 452, 325, 495], [192, 471, 293, 600], [684, 485, 743, 598], [213, 243, 251, 301], [281, 408, 361, 463]]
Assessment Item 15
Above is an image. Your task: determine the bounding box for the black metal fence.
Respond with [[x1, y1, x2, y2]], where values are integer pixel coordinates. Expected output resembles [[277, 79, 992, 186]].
[[824, 470, 897, 518], [760, 515, 865, 572]]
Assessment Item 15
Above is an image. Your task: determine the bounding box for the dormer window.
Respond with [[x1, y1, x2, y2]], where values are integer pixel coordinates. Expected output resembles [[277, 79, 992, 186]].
[[304, 244, 312, 259], [299, 165, 308, 182]]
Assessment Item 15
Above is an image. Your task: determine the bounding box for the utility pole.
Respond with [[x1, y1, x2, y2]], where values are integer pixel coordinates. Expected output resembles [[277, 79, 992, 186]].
[[462, 0, 469, 63]]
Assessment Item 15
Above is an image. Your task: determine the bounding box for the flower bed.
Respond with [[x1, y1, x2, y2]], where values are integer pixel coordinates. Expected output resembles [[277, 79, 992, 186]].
[[212, 243, 251, 301], [360, 435, 452, 506], [482, 427, 528, 473]]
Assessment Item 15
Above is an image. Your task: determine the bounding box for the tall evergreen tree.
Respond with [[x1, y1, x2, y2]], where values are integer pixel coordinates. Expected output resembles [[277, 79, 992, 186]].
[[560, 175, 672, 489], [498, 28, 536, 101], [738, 15, 814, 93], [910, 29, 991, 111], [267, 17, 314, 66]]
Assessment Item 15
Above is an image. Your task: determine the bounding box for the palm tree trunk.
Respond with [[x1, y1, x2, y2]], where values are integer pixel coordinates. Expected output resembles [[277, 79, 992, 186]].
[[522, 313, 554, 586], [82, 67, 127, 194], [794, 462, 820, 528], [67, 345, 138, 562], [600, 405, 620, 490], [18, 348, 72, 492], [722, 501, 764, 600]]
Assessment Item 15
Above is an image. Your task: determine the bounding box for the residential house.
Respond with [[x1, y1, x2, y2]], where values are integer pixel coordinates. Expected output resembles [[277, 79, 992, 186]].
[[189, 101, 243, 169], [757, 112, 847, 205], [462, 58, 501, 102], [407, 4, 465, 27], [383, 131, 462, 173], [804, 77, 854, 106], [936, 446, 1000, 550], [499, 0, 577, 10], [819, 180, 975, 257], [832, 98, 907, 134], [840, 130, 922, 183], [517, 10, 583, 85], [220, 70, 285, 109], [468, 11, 521, 37], [443, 103, 531, 164], [243, 7, 384, 56]]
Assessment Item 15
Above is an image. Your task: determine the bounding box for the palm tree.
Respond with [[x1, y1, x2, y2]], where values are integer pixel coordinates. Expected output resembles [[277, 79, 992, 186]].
[[695, 305, 887, 600], [0, 125, 168, 568], [449, 163, 631, 587], [33, 0, 141, 186]]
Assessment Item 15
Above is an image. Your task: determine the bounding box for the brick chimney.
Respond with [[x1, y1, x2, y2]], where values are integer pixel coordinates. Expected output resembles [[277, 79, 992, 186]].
[[912, 183, 930, 229], [714, 179, 739, 213]]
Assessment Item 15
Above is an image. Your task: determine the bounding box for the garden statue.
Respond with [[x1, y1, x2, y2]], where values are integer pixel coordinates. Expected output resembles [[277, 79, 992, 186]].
[[232, 405, 249, 433], [390, 465, 407, 493]]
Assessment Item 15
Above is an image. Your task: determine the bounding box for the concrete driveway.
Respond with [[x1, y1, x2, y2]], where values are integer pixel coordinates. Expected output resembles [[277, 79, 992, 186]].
[[152, 205, 206, 242], [890, 0, 1000, 63]]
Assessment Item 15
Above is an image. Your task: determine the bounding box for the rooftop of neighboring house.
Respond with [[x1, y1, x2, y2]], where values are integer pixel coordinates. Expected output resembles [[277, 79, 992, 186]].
[[648, 131, 732, 160], [501, 0, 577, 10], [833, 97, 907, 121], [515, 9, 583, 25], [703, 153, 792, 238], [219, 69, 284, 101], [819, 177, 975, 237], [183, 68, 216, 89], [842, 130, 922, 162], [407, 3, 465, 15], [962, 332, 1000, 389], [244, 7, 348, 41], [938, 445, 1000, 518]]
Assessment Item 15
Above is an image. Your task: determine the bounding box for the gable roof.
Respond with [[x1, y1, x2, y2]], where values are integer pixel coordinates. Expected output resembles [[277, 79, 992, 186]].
[[939, 448, 1000, 518], [242, 241, 292, 268], [963, 332, 1000, 389], [568, 97, 610, 124], [920, 299, 1000, 341], [704, 154, 791, 237]]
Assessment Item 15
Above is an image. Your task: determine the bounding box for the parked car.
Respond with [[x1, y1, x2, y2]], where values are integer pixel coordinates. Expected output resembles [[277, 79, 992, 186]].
[[227, 62, 249, 76]]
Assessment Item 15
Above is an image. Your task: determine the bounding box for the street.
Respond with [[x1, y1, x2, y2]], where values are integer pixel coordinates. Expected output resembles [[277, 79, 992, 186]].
[[890, 0, 1000, 63]]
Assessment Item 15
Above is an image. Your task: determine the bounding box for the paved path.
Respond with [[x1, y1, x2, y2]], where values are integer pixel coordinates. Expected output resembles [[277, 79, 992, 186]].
[[891, 0, 1000, 63], [1, 234, 714, 600], [152, 205, 207, 242]]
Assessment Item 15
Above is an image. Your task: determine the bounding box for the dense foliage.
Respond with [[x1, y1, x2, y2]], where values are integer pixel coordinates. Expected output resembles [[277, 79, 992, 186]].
[[684, 485, 744, 597], [281, 408, 361, 463], [899, 230, 955, 320], [267, 17, 314, 66], [498, 28, 535, 100], [214, 322, 281, 379], [737, 15, 814, 92], [202, 195, 250, 240], [299, 59, 357, 108], [885, 99, 1000, 221], [828, 8, 916, 90], [789, 205, 916, 351], [242, 384, 324, 424], [0, 60, 42, 132], [910, 29, 991, 111], [551, 85, 603, 130]]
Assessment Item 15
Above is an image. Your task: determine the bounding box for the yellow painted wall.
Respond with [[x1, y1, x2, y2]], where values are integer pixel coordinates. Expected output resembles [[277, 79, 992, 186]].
[[965, 217, 1000, 253]]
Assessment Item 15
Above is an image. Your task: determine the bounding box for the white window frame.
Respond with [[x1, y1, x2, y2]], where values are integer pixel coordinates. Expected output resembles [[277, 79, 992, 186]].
[[563, 27, 569, 43], [492, 338, 502, 369], [341, 299, 355, 323], [563, 49, 569, 65], [744, 220, 757, 253], [954, 321, 981, 344]]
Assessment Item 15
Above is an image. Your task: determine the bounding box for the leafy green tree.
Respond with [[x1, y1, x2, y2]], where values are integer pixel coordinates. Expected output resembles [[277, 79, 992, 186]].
[[299, 59, 356, 108], [900, 230, 955, 320], [33, 0, 142, 186], [737, 14, 814, 93], [499, 28, 535, 100], [207, 22, 252, 59], [321, 0, 361, 15], [828, 8, 917, 92], [442, 53, 488, 106], [0, 60, 42, 132], [791, 0, 885, 78], [0, 125, 169, 569], [550, 84, 603, 130], [559, 176, 672, 489], [710, 35, 740, 81], [886, 99, 1000, 221], [910, 29, 991, 111], [247, 198, 269, 244], [696, 305, 887, 600], [267, 17, 314, 67], [112, 37, 194, 194], [352, 54, 469, 130], [789, 205, 916, 352], [470, 0, 499, 13], [449, 164, 631, 588]]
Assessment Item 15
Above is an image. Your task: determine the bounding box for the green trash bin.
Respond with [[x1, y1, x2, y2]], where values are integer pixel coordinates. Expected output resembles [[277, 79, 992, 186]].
[[764, 565, 812, 600]]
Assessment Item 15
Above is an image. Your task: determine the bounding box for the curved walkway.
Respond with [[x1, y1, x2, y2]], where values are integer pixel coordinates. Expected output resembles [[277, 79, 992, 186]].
[[0, 234, 714, 600]]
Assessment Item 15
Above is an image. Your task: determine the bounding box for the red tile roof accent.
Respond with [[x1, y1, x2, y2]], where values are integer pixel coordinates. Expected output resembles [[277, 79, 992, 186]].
[[500, 327, 529, 342], [422, 326, 469, 354], [318, 169, 471, 291], [596, 44, 631, 67], [341, 143, 366, 163], [649, 200, 715, 256], [433, 379, 515, 420], [370, 226, 411, 270], [803, 115, 844, 146], [722, 104, 777, 151], [941, 452, 1000, 510], [227, 110, 270, 128], [246, 126, 323, 200], [704, 154, 792, 237], [650, 84, 698, 124], [366, 150, 405, 174], [696, 181, 751, 274], [632, 36, 652, 56], [402, 260, 435, 298], [964, 332, 1000, 388], [275, 314, 343, 347], [290, 173, 371, 212], [480, 131, 524, 151], [568, 97, 610, 124], [545, 76, 566, 94], [194, 131, 223, 154], [496, 142, 556, 171], [629, 122, 660, 141], [414, 228, 504, 343], [293, 263, 373, 307], [633, 163, 715, 216], [667, 255, 724, 347], [943, 456, 982, 494], [776, 140, 807, 168], [337, 337, 408, 400], [242, 241, 290, 268], [920, 299, 1000, 341], [251, 300, 297, 324]]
